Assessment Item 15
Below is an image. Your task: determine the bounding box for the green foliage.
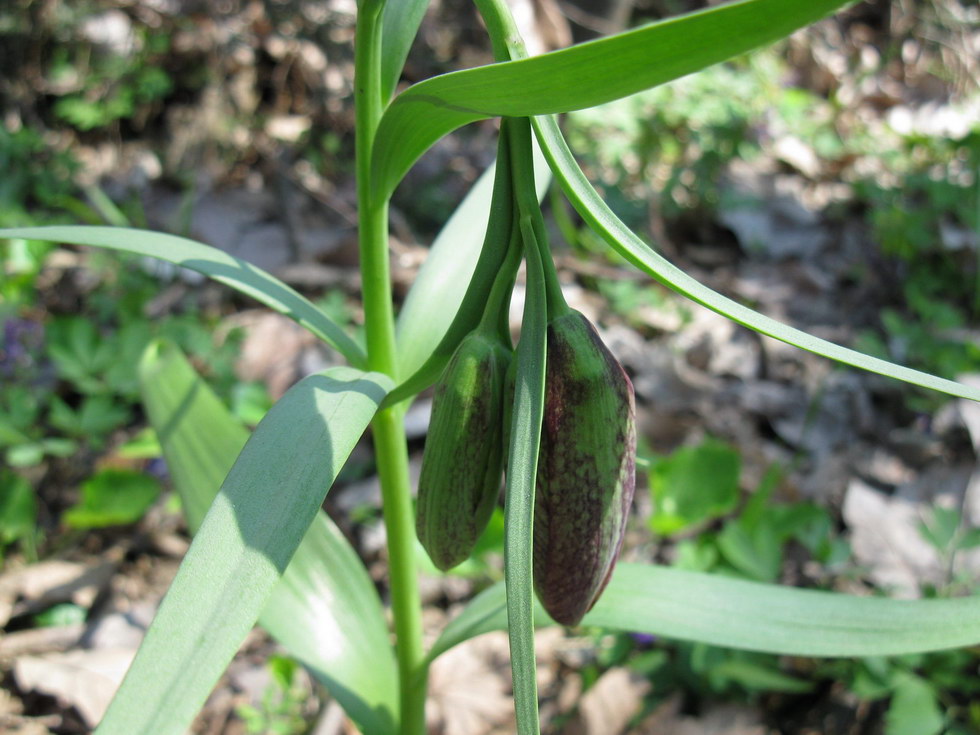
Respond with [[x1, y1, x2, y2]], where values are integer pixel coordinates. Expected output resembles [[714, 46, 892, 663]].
[[852, 131, 980, 387], [598, 278, 691, 331], [34, 602, 87, 628], [0, 469, 38, 560], [4, 1, 980, 734], [50, 26, 174, 131], [648, 439, 741, 535], [567, 53, 777, 218], [885, 673, 945, 735], [63, 469, 162, 529], [235, 656, 311, 735], [0, 126, 80, 226]]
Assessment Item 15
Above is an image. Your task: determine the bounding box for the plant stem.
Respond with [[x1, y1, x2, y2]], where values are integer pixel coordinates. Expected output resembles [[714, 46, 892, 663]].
[[355, 5, 427, 735]]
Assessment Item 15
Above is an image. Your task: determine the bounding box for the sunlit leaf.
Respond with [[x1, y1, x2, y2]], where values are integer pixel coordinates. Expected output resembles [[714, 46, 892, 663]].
[[372, 0, 851, 200], [96, 355, 391, 735], [428, 563, 980, 661], [136, 340, 399, 735]]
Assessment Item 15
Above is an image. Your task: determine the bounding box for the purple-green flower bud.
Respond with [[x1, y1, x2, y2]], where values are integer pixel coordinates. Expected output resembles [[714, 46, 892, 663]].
[[416, 332, 511, 571], [534, 310, 636, 625]]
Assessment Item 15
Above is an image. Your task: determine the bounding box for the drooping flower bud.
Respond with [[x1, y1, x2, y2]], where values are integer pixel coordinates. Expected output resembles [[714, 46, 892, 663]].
[[533, 310, 636, 625], [416, 332, 511, 571]]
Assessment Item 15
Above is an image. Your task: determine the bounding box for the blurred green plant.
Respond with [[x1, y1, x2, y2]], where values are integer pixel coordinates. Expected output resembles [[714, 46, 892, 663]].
[[854, 130, 980, 394], [49, 26, 173, 132], [235, 655, 312, 735], [63, 469, 162, 529]]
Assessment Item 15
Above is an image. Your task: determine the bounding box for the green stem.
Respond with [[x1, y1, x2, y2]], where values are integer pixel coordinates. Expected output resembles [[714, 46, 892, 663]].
[[474, 0, 527, 62], [355, 6, 426, 735], [509, 118, 569, 318]]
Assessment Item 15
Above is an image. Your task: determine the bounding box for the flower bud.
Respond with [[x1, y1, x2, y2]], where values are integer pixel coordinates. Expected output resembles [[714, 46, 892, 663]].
[[534, 310, 636, 625], [416, 332, 510, 570]]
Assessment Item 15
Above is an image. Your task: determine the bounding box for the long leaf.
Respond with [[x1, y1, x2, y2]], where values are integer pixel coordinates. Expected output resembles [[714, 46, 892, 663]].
[[463, 0, 980, 403], [96, 363, 391, 735], [138, 340, 398, 734], [371, 0, 851, 201], [394, 156, 510, 382], [380, 0, 430, 103], [529, 115, 980, 402], [428, 563, 980, 661], [394, 137, 550, 387], [0, 226, 366, 367], [504, 215, 548, 734]]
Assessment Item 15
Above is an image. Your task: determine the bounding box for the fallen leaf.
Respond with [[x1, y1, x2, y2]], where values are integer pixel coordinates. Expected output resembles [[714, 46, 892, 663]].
[[563, 667, 650, 735], [14, 648, 135, 727], [0, 560, 116, 627], [426, 632, 513, 735]]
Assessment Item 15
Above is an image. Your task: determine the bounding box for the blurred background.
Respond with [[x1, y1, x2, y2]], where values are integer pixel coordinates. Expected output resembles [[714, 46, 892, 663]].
[[1, 0, 979, 733]]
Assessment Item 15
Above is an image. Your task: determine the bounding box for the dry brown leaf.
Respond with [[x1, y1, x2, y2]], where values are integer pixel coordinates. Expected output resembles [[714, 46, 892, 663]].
[[0, 623, 85, 662], [426, 632, 514, 735], [637, 695, 768, 735], [563, 667, 651, 735], [0, 560, 116, 627], [13, 648, 135, 727]]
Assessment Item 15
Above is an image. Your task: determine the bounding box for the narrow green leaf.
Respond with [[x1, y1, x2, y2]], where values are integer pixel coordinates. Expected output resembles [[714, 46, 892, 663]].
[[0, 226, 366, 368], [372, 0, 851, 200], [394, 152, 511, 383], [137, 340, 399, 735], [429, 563, 980, 660], [96, 360, 391, 735], [504, 213, 548, 735], [392, 132, 549, 398], [380, 0, 430, 103], [530, 115, 980, 402]]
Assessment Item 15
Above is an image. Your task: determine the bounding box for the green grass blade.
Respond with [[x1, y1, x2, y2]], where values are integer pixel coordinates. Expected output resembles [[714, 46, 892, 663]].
[[138, 341, 399, 734], [0, 226, 366, 368], [96, 360, 391, 735], [504, 213, 548, 735], [371, 0, 851, 200], [530, 116, 980, 402], [429, 563, 980, 660], [380, 0, 430, 102]]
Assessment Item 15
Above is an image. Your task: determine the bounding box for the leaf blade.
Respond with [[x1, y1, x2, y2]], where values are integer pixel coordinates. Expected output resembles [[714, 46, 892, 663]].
[[0, 226, 366, 367], [137, 340, 399, 734], [530, 115, 980, 402], [504, 213, 547, 735], [96, 360, 391, 735], [372, 0, 851, 200], [380, 0, 430, 103], [429, 563, 980, 661]]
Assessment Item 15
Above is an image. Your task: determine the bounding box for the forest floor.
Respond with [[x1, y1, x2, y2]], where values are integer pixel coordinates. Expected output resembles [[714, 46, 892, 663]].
[[1, 0, 979, 733]]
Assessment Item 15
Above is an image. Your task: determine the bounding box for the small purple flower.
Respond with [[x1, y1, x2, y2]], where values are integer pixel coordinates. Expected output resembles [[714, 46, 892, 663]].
[[630, 633, 657, 647], [1, 317, 44, 378]]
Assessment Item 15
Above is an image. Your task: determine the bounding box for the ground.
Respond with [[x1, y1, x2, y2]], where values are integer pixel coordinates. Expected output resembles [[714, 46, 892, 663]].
[[1, 0, 979, 733]]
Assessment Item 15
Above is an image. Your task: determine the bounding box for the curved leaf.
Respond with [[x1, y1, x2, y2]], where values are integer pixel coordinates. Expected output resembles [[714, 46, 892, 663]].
[[429, 563, 980, 661], [394, 134, 550, 390], [96, 362, 391, 735], [530, 115, 980, 402], [0, 226, 366, 368], [380, 0, 431, 102], [371, 0, 850, 200], [138, 341, 398, 734], [394, 155, 509, 382], [504, 212, 548, 735]]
